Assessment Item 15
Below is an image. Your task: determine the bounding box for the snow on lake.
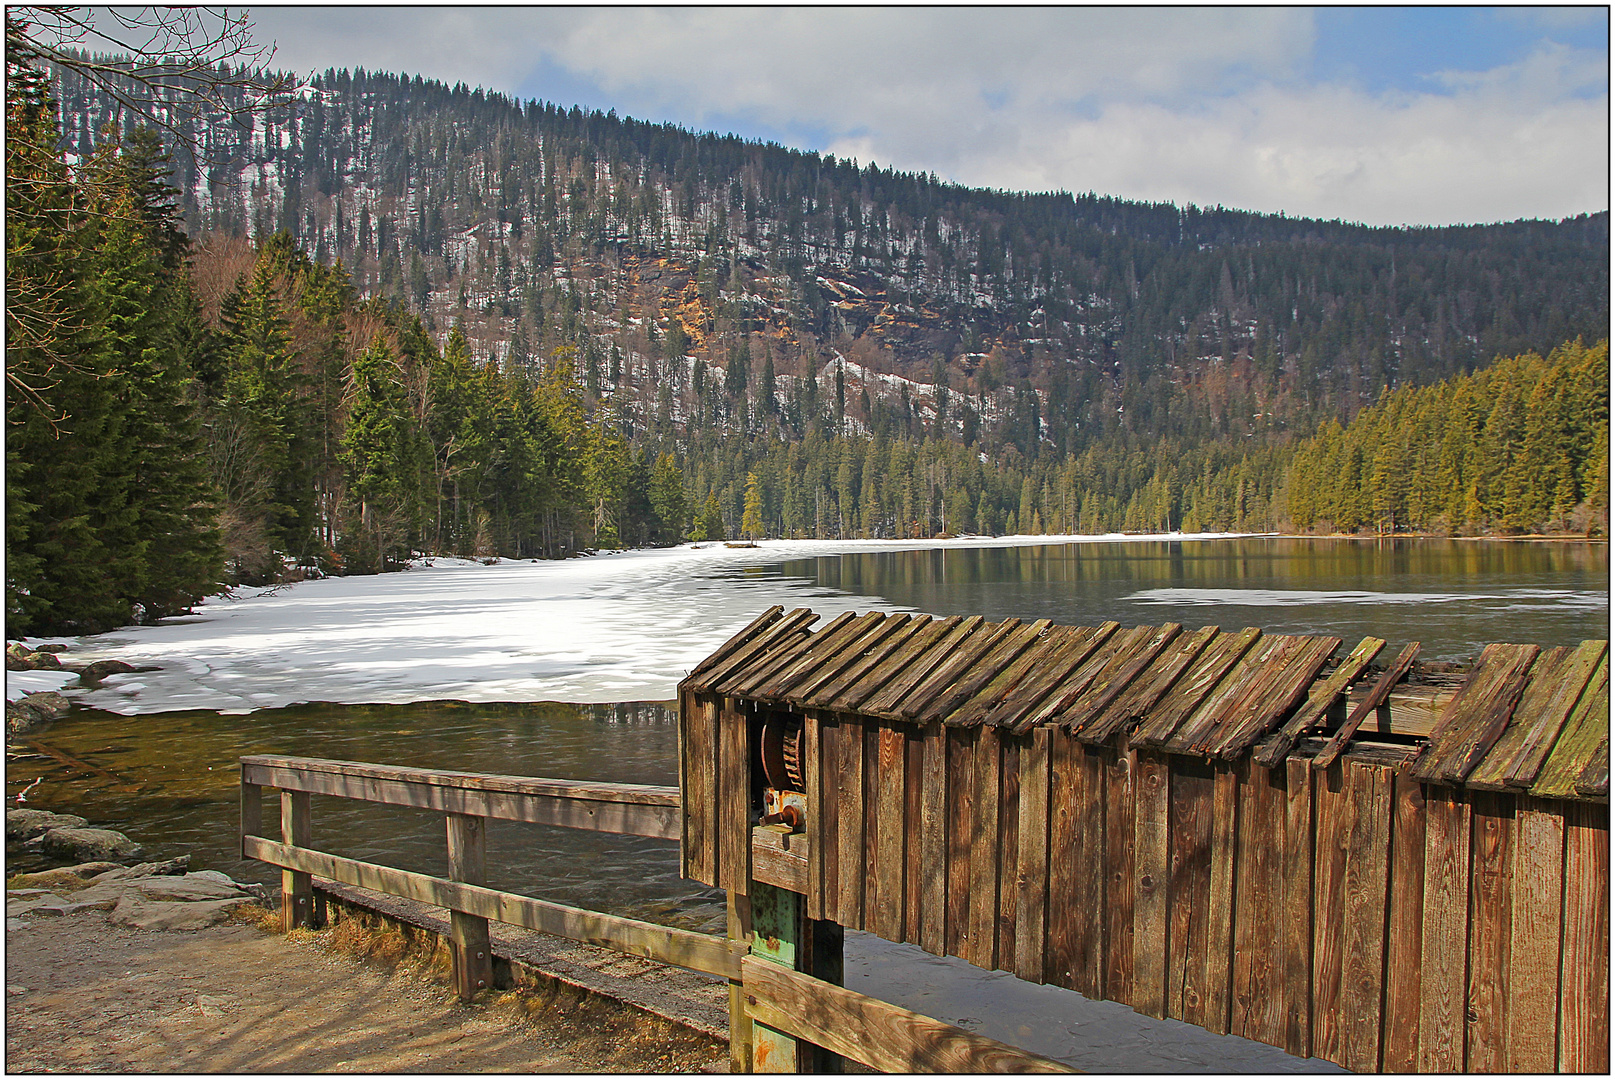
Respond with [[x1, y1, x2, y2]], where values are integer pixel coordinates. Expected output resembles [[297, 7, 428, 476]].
[[29, 534, 1236, 715]]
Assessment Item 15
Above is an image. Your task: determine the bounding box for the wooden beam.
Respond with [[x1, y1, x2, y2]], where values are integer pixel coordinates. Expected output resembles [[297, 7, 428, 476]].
[[280, 790, 313, 931], [739, 956, 1075, 1073], [1311, 641, 1420, 772], [239, 776, 262, 856], [752, 825, 809, 894], [244, 835, 743, 980], [241, 755, 680, 838], [1255, 635, 1387, 769]]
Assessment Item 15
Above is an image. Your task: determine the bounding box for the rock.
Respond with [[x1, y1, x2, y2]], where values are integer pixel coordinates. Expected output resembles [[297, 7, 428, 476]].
[[73, 659, 140, 682], [30, 900, 117, 917], [6, 809, 88, 841], [107, 893, 255, 931], [5, 863, 122, 891], [127, 875, 248, 902], [7, 893, 67, 917], [185, 870, 244, 888], [38, 827, 141, 863], [32, 644, 68, 654], [90, 856, 189, 881], [6, 692, 71, 734], [4, 644, 61, 671]]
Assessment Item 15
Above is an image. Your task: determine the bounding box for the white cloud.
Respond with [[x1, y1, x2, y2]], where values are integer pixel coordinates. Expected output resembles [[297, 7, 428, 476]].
[[241, 7, 1607, 226]]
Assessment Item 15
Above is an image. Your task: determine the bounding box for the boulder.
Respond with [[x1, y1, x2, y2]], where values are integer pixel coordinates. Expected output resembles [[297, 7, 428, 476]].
[[6, 893, 67, 918], [127, 875, 249, 902], [89, 856, 189, 881], [6, 692, 71, 735], [6, 809, 88, 841], [38, 827, 141, 863], [107, 893, 255, 931], [5, 644, 61, 671], [73, 659, 140, 682]]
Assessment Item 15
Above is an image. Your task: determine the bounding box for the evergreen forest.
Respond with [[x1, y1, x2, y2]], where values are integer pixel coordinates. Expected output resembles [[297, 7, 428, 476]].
[[7, 38, 1611, 637]]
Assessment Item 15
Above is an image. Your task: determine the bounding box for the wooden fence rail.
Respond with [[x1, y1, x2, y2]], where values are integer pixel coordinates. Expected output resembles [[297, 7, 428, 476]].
[[239, 754, 1066, 1073]]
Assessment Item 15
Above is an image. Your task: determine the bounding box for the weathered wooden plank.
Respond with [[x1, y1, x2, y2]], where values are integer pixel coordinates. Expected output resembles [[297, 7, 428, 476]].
[[830, 615, 963, 713], [1102, 747, 1136, 1005], [807, 614, 931, 711], [1167, 758, 1214, 1028], [1230, 761, 1285, 1049], [1310, 762, 1348, 1067], [945, 625, 1078, 729], [1475, 639, 1606, 790], [861, 616, 986, 717], [1340, 763, 1391, 1072], [718, 700, 753, 896], [1416, 788, 1471, 1072], [1132, 750, 1171, 1020], [904, 731, 925, 946], [1008, 622, 1134, 735], [1280, 757, 1314, 1060], [737, 610, 865, 698], [900, 619, 1036, 724], [1200, 763, 1238, 1036], [1194, 635, 1336, 759], [280, 790, 313, 931], [446, 813, 494, 1000], [925, 620, 1055, 725], [835, 714, 866, 928], [1064, 623, 1184, 744], [1381, 770, 1426, 1073], [984, 622, 1121, 732], [863, 723, 881, 941], [969, 728, 1004, 972], [683, 604, 784, 683], [875, 726, 908, 943], [1015, 729, 1052, 983], [242, 754, 684, 808], [1167, 634, 1299, 756], [1531, 655, 1611, 801], [681, 692, 717, 884], [802, 713, 824, 920], [687, 607, 819, 693], [1070, 740, 1107, 999], [1311, 641, 1420, 772], [1105, 625, 1221, 745], [919, 723, 948, 955], [787, 613, 918, 707], [246, 835, 743, 979], [751, 825, 811, 894], [1558, 800, 1610, 1072], [1412, 643, 1541, 784], [1576, 737, 1609, 799], [818, 718, 842, 924], [1504, 797, 1564, 1072], [1255, 636, 1387, 769], [727, 889, 754, 1072], [945, 725, 975, 961], [1044, 732, 1078, 990], [1135, 627, 1262, 750], [995, 737, 1022, 970], [1463, 792, 1513, 1073], [738, 956, 1076, 1074]]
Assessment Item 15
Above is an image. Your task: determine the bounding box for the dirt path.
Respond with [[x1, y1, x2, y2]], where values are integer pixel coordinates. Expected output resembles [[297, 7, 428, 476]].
[[5, 910, 727, 1072]]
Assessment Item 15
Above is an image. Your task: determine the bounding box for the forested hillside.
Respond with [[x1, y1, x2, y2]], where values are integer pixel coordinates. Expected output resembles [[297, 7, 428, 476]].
[[8, 45, 1609, 636]]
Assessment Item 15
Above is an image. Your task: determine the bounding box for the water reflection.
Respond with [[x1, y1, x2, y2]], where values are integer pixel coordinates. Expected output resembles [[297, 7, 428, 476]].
[[775, 537, 1609, 661]]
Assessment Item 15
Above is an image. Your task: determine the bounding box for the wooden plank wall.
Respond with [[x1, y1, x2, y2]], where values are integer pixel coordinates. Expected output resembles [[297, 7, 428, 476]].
[[742, 714, 1608, 1074]]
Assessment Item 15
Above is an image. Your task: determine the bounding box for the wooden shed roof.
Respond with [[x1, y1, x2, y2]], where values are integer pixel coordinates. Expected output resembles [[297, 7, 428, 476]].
[[680, 606, 1610, 802]]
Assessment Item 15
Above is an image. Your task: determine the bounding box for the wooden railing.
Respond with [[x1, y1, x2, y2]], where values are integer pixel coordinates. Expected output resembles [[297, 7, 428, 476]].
[[239, 754, 1070, 1073]]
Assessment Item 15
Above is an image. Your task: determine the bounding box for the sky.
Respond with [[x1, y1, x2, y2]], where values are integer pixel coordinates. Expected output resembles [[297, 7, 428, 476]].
[[177, 7, 1614, 226]]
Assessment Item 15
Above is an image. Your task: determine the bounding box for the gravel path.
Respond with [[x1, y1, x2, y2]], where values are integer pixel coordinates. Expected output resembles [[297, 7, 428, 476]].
[[5, 910, 727, 1072]]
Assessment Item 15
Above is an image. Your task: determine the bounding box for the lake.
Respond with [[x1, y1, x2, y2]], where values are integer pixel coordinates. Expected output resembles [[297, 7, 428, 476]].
[[7, 536, 1607, 1070]]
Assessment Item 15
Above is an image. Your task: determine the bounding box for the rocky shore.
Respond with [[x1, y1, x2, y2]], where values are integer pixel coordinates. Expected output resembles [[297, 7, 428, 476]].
[[7, 807, 267, 932], [6, 642, 157, 737]]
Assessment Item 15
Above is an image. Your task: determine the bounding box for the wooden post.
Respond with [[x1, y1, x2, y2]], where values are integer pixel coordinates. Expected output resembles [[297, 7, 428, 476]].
[[240, 776, 262, 856], [728, 889, 755, 1073], [446, 812, 494, 1001], [280, 789, 313, 931]]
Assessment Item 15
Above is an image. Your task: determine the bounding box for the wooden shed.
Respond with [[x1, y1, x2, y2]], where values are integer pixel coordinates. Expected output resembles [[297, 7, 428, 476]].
[[679, 606, 1610, 1073]]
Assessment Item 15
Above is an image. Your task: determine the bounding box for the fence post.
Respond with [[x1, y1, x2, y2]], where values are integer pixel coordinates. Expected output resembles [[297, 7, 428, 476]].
[[446, 812, 494, 1000], [280, 790, 313, 931], [240, 775, 262, 856], [728, 889, 755, 1073]]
